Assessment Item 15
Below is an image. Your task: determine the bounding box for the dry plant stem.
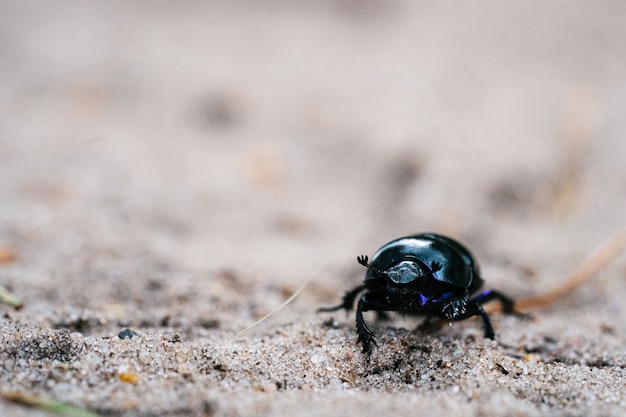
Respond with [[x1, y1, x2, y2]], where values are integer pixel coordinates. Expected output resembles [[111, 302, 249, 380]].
[[510, 229, 626, 312]]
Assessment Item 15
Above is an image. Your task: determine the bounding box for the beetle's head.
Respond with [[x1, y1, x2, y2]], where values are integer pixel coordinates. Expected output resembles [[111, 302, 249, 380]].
[[363, 256, 442, 290], [388, 257, 441, 283], [385, 260, 427, 285]]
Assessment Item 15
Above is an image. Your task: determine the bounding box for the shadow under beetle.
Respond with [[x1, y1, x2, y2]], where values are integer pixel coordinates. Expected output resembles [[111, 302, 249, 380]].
[[319, 233, 516, 357]]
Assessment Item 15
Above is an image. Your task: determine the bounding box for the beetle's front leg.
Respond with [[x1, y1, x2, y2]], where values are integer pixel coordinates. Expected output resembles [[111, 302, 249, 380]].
[[445, 300, 496, 339], [355, 296, 377, 357], [355, 293, 395, 359], [442, 291, 469, 320], [451, 289, 515, 339]]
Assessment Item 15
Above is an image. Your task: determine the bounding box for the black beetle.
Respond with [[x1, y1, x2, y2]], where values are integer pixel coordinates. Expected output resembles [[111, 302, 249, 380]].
[[319, 233, 515, 356]]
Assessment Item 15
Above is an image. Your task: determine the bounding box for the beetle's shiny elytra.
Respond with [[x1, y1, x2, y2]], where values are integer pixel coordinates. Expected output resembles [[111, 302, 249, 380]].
[[319, 233, 515, 357]]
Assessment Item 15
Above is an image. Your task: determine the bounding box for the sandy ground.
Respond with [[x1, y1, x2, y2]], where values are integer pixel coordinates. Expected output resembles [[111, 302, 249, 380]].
[[1, 1, 626, 416]]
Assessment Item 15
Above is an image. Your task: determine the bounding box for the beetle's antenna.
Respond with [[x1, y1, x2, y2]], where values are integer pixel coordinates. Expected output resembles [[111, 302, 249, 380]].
[[357, 255, 389, 278], [228, 208, 388, 343], [356, 255, 369, 267], [511, 228, 626, 312]]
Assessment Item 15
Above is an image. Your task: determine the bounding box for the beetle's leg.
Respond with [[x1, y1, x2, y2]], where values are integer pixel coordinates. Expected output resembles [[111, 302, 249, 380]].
[[447, 299, 496, 339], [449, 289, 516, 339], [475, 303, 495, 339], [470, 289, 515, 314], [355, 295, 378, 358], [355, 293, 398, 358], [442, 291, 470, 320], [318, 285, 366, 313]]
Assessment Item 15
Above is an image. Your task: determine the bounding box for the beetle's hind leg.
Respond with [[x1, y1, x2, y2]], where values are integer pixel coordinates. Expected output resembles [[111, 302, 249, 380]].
[[470, 289, 515, 314], [318, 285, 366, 313]]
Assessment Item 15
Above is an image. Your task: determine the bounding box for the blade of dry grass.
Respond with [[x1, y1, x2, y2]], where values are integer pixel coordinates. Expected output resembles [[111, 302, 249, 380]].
[[0, 285, 23, 309], [1, 391, 100, 417]]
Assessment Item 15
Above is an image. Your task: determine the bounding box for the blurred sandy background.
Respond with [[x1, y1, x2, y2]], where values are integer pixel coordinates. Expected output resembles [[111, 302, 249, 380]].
[[1, 1, 626, 416]]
